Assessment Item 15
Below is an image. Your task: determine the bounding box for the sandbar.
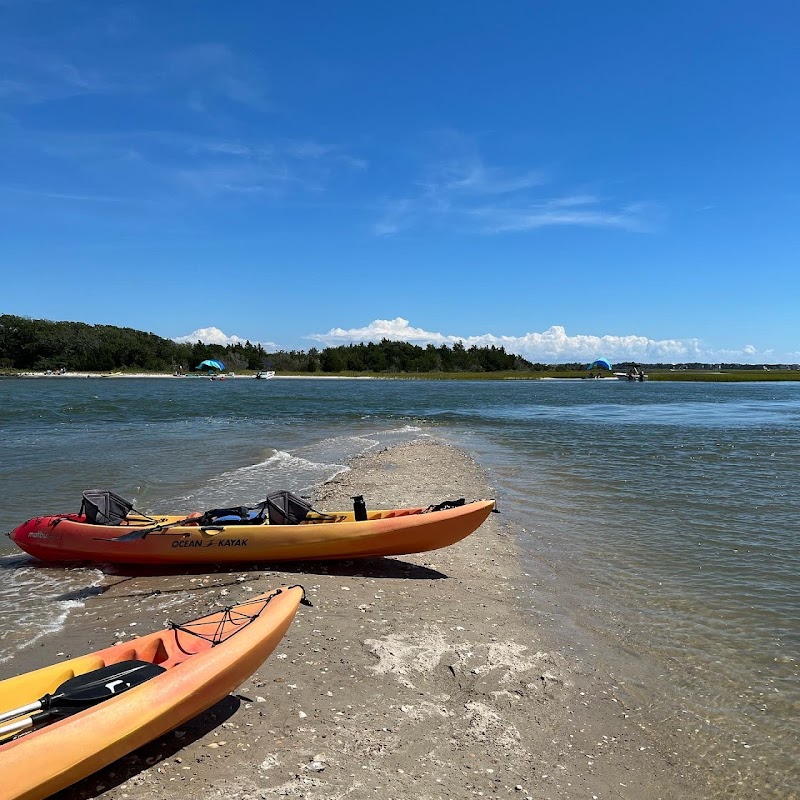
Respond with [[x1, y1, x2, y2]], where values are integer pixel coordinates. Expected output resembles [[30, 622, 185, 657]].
[[2, 441, 711, 799]]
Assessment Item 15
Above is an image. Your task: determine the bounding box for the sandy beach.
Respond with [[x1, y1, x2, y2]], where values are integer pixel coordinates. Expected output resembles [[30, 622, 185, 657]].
[[4, 441, 711, 800], [9, 372, 373, 379]]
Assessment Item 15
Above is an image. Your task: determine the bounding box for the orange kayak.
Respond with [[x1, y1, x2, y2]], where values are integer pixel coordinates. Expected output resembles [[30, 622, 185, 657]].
[[0, 586, 304, 800], [9, 500, 496, 565]]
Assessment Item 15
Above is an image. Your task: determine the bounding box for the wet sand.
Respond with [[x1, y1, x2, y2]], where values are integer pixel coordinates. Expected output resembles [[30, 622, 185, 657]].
[[3, 441, 712, 799]]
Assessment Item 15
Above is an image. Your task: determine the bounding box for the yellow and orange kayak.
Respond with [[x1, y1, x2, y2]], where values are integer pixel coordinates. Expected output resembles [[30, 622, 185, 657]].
[[0, 586, 304, 800], [9, 500, 496, 565]]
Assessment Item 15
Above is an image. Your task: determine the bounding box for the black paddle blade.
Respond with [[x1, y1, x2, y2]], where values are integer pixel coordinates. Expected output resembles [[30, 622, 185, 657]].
[[46, 659, 166, 712]]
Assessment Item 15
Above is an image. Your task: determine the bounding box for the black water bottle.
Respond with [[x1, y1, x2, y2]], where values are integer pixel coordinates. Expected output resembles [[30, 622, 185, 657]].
[[352, 495, 367, 521]]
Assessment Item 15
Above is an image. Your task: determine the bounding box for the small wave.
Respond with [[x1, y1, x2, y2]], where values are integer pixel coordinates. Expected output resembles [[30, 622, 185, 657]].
[[303, 435, 380, 461], [0, 556, 106, 663], [266, 449, 334, 467], [151, 449, 349, 510], [372, 424, 423, 434], [262, 450, 351, 488]]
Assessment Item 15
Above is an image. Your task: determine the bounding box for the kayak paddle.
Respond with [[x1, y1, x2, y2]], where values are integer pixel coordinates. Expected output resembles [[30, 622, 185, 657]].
[[106, 513, 207, 542], [0, 659, 165, 737]]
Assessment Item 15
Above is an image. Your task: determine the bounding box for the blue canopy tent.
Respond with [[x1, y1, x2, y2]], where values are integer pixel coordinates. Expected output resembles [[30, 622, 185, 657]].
[[587, 358, 612, 371], [195, 359, 225, 372]]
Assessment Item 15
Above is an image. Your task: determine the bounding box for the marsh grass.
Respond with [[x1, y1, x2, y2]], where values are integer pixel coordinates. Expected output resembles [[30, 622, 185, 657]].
[[276, 370, 800, 381]]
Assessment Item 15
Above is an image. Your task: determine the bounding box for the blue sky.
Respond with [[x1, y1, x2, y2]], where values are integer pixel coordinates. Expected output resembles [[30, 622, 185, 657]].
[[2, 1, 798, 363]]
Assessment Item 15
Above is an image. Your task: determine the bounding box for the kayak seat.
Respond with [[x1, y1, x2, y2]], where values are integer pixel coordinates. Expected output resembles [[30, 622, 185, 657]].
[[103, 639, 170, 668], [133, 638, 170, 666], [158, 651, 196, 670]]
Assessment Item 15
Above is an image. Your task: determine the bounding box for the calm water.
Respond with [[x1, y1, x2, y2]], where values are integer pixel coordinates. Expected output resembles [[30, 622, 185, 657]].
[[0, 376, 797, 795]]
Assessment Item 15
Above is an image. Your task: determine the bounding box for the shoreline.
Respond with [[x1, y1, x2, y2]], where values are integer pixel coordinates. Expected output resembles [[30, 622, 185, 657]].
[[1, 441, 711, 799], [5, 372, 377, 380], [6, 371, 800, 382]]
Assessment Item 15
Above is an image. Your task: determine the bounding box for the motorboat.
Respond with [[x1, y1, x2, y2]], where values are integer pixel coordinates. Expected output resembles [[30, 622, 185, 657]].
[[614, 371, 648, 382]]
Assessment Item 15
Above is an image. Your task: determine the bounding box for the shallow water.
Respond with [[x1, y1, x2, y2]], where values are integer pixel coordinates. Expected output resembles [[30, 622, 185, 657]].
[[0, 376, 797, 795]]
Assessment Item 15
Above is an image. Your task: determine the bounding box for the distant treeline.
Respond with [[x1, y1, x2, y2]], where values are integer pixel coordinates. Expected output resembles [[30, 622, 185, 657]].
[[0, 314, 545, 374], [5, 316, 789, 375], [311, 340, 538, 373]]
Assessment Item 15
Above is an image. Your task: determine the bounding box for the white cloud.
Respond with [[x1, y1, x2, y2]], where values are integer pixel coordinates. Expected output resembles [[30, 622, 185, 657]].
[[1, 124, 366, 203], [375, 169, 656, 236], [0, 35, 269, 111], [0, 186, 126, 203], [373, 134, 658, 236], [472, 199, 655, 234], [164, 43, 269, 112], [0, 47, 113, 103], [420, 155, 545, 197], [174, 327, 278, 350], [172, 136, 365, 196], [310, 318, 453, 346], [307, 318, 775, 363]]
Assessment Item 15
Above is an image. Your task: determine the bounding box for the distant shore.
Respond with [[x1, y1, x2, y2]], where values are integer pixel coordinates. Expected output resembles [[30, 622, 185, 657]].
[[5, 369, 800, 382], [6, 372, 377, 380]]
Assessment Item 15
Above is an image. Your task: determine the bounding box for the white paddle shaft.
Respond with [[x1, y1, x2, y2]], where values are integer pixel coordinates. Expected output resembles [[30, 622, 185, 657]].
[[0, 715, 35, 738], [0, 700, 42, 724]]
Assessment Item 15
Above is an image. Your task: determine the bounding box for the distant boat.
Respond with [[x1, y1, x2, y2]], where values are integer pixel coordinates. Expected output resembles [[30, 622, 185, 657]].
[[614, 371, 648, 382], [255, 370, 276, 380]]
